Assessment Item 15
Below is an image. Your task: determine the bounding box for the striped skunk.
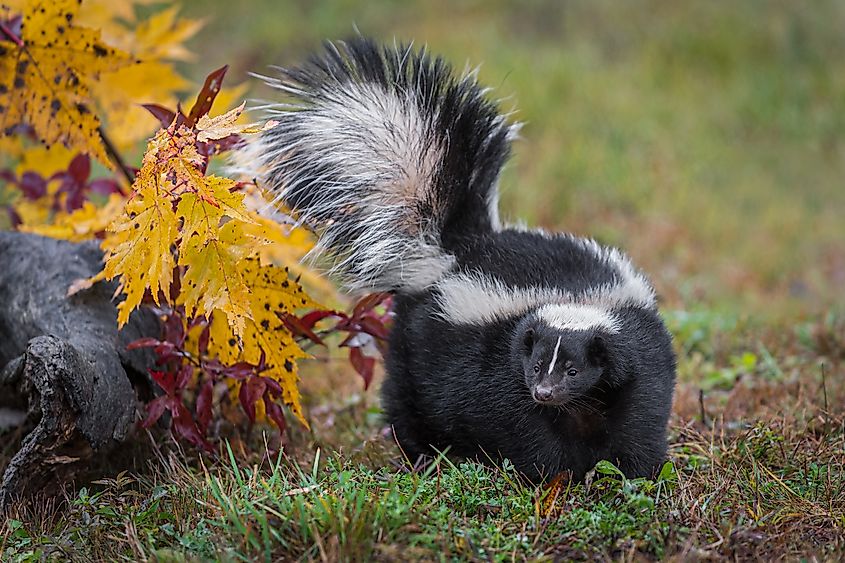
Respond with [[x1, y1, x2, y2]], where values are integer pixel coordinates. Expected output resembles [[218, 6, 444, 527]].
[[237, 37, 677, 481]]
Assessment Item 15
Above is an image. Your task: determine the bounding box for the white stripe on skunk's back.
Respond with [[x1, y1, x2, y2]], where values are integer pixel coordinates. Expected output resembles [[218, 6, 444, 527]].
[[433, 237, 655, 329], [537, 303, 620, 333]]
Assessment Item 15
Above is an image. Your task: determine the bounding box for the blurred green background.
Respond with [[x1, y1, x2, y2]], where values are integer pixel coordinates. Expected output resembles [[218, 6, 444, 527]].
[[185, 0, 845, 319]]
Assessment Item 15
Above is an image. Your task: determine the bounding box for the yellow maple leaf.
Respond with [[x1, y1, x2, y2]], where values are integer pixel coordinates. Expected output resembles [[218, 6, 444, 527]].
[[90, 108, 322, 429], [21, 193, 124, 242], [206, 258, 317, 426], [240, 210, 338, 302], [178, 219, 253, 337], [127, 4, 204, 62], [196, 102, 278, 143], [0, 0, 135, 165], [14, 144, 74, 177], [0, 135, 23, 168], [77, 0, 160, 31], [101, 178, 179, 326], [93, 61, 190, 150], [206, 83, 250, 124], [177, 175, 255, 250], [88, 3, 203, 150]]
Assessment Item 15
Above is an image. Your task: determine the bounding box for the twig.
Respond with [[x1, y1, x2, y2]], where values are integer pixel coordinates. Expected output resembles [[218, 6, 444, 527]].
[[820, 362, 828, 413], [98, 126, 135, 186], [698, 389, 707, 425]]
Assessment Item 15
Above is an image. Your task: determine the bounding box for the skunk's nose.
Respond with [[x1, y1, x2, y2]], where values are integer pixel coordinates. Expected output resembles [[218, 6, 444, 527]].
[[533, 386, 553, 402]]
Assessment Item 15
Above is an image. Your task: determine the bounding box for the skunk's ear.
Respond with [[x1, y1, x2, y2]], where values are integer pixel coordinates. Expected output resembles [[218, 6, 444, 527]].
[[523, 328, 535, 352], [587, 335, 609, 367]]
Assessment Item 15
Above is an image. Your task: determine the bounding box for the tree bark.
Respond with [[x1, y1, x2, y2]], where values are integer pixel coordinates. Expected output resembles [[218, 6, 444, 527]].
[[0, 232, 159, 512]]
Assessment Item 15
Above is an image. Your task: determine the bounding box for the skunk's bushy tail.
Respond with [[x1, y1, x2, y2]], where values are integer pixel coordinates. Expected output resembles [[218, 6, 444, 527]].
[[235, 37, 517, 293]]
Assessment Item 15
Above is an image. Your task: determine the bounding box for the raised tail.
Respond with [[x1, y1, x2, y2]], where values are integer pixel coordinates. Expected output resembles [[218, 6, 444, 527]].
[[235, 37, 518, 293]]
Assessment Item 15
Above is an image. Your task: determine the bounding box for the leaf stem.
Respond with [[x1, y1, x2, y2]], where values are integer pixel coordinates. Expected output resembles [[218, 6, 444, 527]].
[[97, 126, 135, 186]]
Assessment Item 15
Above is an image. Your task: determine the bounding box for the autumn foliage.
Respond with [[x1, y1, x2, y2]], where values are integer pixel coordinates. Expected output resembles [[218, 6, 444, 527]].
[[0, 0, 389, 452]]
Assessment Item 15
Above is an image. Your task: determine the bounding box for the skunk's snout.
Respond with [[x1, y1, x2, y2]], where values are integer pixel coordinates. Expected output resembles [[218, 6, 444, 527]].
[[533, 386, 553, 403]]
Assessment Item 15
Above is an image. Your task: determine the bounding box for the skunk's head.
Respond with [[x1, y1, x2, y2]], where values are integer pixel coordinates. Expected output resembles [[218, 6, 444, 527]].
[[516, 304, 618, 407]]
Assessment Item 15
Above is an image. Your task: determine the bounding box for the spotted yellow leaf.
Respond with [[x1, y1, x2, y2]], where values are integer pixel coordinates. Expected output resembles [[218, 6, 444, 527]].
[[0, 0, 135, 165], [101, 178, 179, 326], [176, 175, 255, 252], [14, 144, 74, 177], [241, 211, 337, 302], [89, 3, 202, 149], [196, 102, 278, 143], [178, 219, 253, 337], [206, 257, 317, 426]]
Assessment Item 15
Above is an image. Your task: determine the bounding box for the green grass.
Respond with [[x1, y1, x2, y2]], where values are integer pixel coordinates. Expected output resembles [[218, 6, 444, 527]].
[[2, 0, 845, 560], [2, 313, 844, 559], [3, 401, 842, 561]]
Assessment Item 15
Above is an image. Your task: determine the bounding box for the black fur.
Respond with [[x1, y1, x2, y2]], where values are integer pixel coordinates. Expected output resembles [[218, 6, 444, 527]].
[[382, 230, 676, 481], [253, 38, 677, 481]]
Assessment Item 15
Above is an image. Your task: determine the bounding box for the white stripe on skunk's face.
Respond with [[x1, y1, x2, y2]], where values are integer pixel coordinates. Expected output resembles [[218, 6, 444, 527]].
[[548, 335, 563, 375], [518, 321, 610, 408]]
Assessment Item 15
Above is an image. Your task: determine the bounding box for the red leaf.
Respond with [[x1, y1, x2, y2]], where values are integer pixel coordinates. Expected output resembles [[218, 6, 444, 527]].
[[142, 103, 179, 128], [89, 178, 123, 196], [357, 316, 390, 340], [126, 337, 163, 350], [349, 347, 376, 389], [221, 361, 256, 380], [197, 134, 243, 158], [175, 364, 194, 391], [282, 313, 325, 346], [141, 396, 168, 428], [149, 369, 176, 396], [259, 375, 283, 395], [256, 350, 268, 372], [162, 311, 186, 346], [18, 172, 47, 200], [197, 323, 210, 356], [352, 292, 390, 319], [186, 65, 228, 127], [264, 396, 287, 434], [238, 376, 266, 423], [196, 378, 214, 434], [152, 341, 179, 361], [68, 153, 91, 184], [172, 401, 213, 453], [299, 310, 341, 330]]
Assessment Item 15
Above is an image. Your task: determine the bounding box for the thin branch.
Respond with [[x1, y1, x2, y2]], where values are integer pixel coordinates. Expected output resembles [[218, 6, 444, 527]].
[[98, 126, 135, 186]]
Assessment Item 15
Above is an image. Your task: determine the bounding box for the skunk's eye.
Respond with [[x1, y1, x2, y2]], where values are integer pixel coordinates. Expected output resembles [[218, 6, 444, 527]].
[[567, 368, 578, 377], [533, 363, 541, 374]]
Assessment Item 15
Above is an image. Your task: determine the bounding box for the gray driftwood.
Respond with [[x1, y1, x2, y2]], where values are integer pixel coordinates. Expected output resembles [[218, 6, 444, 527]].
[[0, 232, 158, 512]]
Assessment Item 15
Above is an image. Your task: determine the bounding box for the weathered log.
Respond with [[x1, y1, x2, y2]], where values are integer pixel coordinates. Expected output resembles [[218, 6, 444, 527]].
[[0, 232, 159, 512]]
